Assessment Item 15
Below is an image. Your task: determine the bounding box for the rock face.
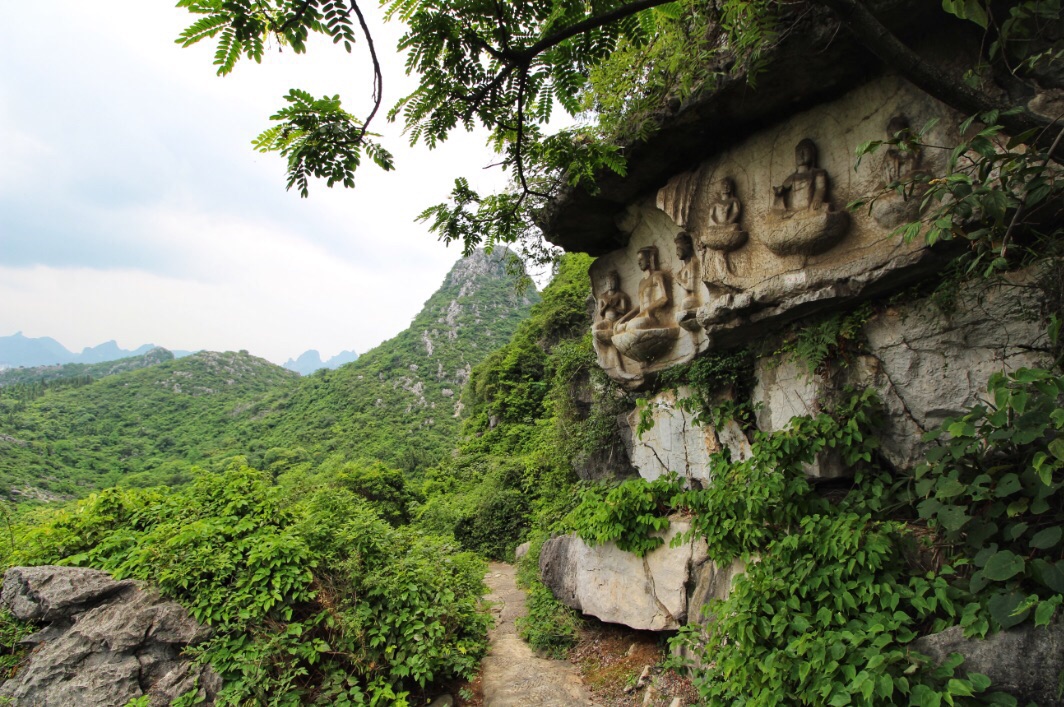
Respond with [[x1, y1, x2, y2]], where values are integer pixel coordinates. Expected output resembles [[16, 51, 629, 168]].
[[749, 267, 1052, 479], [539, 522, 742, 631], [620, 387, 751, 484], [914, 620, 1064, 707], [534, 4, 1061, 692], [0, 566, 220, 707]]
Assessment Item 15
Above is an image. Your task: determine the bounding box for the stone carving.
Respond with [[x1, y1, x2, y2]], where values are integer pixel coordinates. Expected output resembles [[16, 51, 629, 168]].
[[688, 177, 747, 275], [611, 246, 679, 363], [673, 233, 702, 331], [885, 114, 922, 183], [592, 270, 632, 371], [873, 114, 928, 227], [762, 138, 849, 256]]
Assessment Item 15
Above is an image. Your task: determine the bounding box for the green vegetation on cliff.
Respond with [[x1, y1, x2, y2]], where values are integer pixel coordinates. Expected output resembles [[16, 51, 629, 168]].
[[414, 254, 606, 555], [252, 249, 538, 473], [0, 347, 175, 390]]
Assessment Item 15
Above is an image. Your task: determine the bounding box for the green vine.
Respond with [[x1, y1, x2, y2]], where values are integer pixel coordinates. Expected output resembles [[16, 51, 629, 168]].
[[571, 362, 1064, 704], [901, 367, 1064, 635]]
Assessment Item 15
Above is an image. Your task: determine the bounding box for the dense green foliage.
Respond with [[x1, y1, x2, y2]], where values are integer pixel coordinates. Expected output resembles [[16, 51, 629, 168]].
[[7, 464, 490, 705], [564, 351, 1064, 704], [413, 253, 612, 559], [0, 253, 534, 504], [0, 251, 544, 702], [0, 608, 32, 679], [0, 348, 175, 390], [904, 368, 1064, 634], [0, 351, 300, 501]]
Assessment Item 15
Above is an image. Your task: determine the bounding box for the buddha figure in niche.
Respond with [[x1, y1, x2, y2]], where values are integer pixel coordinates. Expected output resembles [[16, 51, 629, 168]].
[[592, 270, 631, 370], [773, 138, 829, 214], [885, 114, 923, 185], [708, 177, 743, 227], [673, 232, 701, 331], [611, 245, 679, 364], [694, 176, 747, 276], [763, 137, 849, 257], [872, 114, 929, 227], [615, 246, 671, 333]]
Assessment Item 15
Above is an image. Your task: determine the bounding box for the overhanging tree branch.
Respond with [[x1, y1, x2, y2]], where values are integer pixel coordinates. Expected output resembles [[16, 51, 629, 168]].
[[814, 0, 1060, 154]]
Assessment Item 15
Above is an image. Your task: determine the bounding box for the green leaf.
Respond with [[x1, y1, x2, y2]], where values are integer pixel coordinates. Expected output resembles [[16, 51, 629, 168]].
[[936, 477, 967, 499], [994, 474, 1022, 498], [1049, 437, 1064, 461], [988, 592, 1029, 629], [1034, 599, 1058, 627], [982, 551, 1025, 581], [948, 678, 975, 697], [938, 506, 971, 532], [1030, 527, 1062, 550]]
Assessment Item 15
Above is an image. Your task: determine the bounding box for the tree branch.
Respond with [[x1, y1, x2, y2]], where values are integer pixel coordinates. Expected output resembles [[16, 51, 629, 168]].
[[814, 0, 1060, 155], [350, 0, 384, 138], [463, 0, 676, 118]]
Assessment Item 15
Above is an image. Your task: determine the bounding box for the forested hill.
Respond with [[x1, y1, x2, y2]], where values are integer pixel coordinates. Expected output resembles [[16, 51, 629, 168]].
[[0, 347, 175, 388], [249, 248, 540, 472], [0, 351, 300, 502], [0, 249, 537, 502]]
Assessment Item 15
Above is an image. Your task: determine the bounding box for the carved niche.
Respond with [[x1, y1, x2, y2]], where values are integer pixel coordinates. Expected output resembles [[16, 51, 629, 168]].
[[590, 234, 706, 386], [593, 76, 953, 388], [871, 114, 929, 228], [610, 246, 680, 363], [761, 138, 850, 257], [686, 177, 748, 277]]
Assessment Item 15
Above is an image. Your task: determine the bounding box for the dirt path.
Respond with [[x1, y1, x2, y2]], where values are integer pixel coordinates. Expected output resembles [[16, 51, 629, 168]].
[[479, 562, 597, 706]]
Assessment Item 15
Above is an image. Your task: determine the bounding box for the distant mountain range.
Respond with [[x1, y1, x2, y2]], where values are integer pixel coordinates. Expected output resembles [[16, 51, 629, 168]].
[[282, 349, 359, 376], [0, 332, 193, 369]]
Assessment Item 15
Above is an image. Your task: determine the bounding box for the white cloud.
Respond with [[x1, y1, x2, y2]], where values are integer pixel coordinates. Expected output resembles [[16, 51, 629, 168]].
[[0, 1, 515, 363]]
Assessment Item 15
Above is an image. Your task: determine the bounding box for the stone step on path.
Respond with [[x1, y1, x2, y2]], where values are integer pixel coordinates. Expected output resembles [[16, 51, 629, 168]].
[[480, 562, 598, 706]]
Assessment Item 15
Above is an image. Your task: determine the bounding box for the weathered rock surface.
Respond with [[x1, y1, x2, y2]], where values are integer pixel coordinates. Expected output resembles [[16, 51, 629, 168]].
[[854, 268, 1051, 471], [621, 387, 751, 483], [1, 565, 220, 707], [750, 267, 1052, 475], [752, 356, 849, 480], [542, 0, 943, 254], [540, 522, 741, 631], [914, 620, 1064, 707]]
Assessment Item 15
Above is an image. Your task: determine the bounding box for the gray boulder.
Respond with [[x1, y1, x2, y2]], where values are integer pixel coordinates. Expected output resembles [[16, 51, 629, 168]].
[[913, 619, 1064, 707], [0, 565, 220, 706], [540, 522, 727, 631]]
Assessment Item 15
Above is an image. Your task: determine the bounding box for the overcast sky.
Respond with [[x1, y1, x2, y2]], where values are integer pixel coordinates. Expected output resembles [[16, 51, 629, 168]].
[[0, 2, 514, 364]]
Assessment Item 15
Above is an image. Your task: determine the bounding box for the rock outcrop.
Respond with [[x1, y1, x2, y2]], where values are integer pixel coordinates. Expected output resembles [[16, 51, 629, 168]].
[[539, 522, 743, 631], [914, 620, 1064, 707], [621, 386, 751, 484], [0, 565, 220, 706]]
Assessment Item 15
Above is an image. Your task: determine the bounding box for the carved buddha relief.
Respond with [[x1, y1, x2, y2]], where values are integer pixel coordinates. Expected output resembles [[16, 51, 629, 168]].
[[687, 176, 748, 276], [762, 138, 849, 257], [673, 232, 701, 330], [592, 270, 632, 371], [610, 246, 679, 363], [873, 114, 929, 227]]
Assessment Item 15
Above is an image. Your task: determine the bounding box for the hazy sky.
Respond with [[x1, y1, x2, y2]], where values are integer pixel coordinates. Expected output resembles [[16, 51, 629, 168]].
[[1, 2, 513, 364]]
